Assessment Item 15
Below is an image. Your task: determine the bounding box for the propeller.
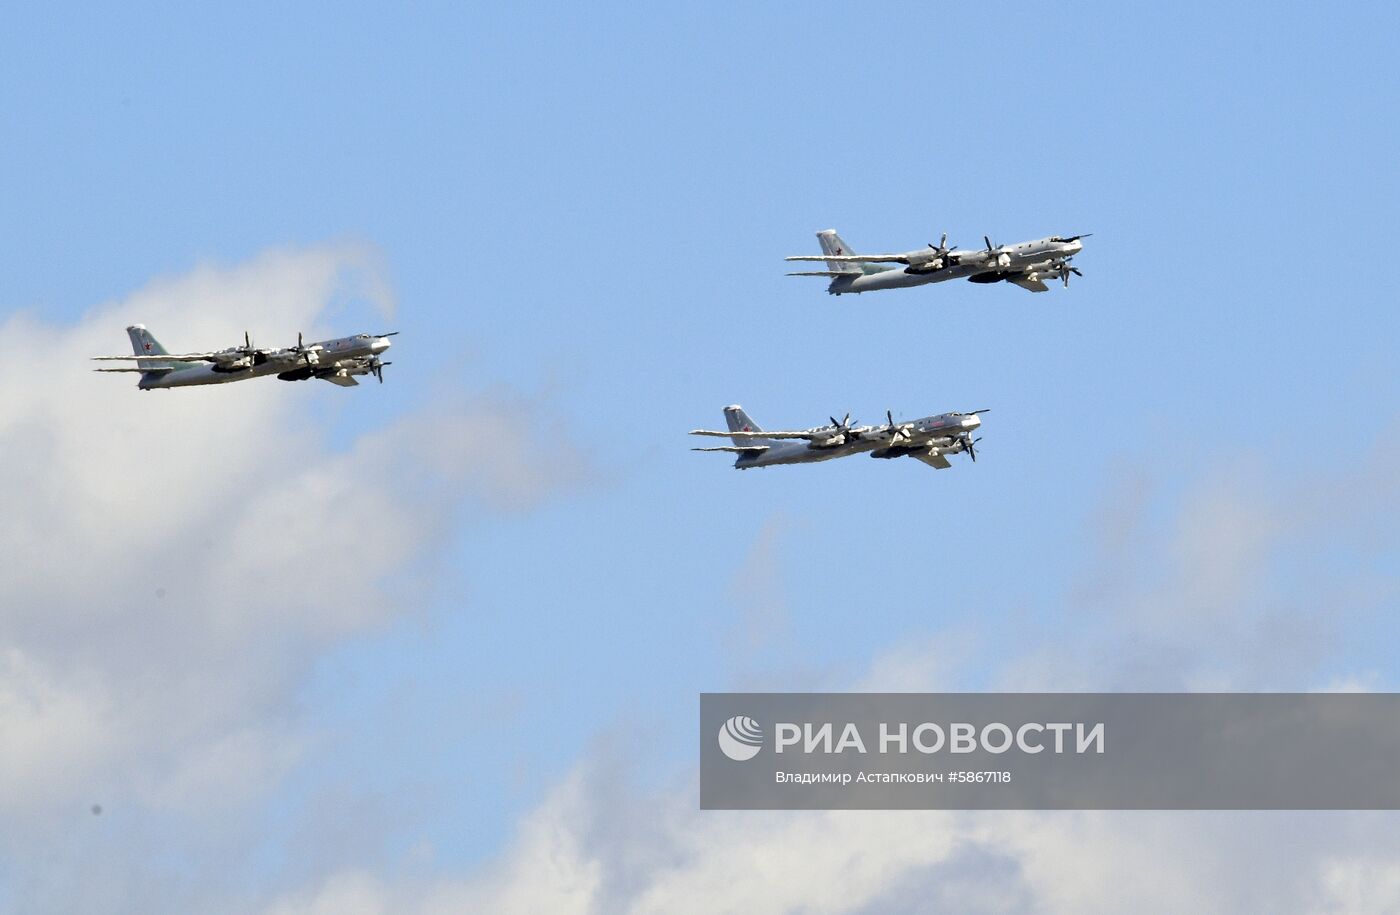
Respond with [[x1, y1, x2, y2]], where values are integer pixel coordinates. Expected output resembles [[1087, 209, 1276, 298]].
[[900, 233, 958, 275], [924, 233, 957, 268], [231, 330, 260, 363], [828, 412, 861, 443], [926, 232, 957, 264], [963, 435, 982, 462], [370, 357, 391, 383], [885, 409, 914, 445], [290, 331, 319, 367], [984, 236, 1011, 269], [1056, 262, 1083, 287]]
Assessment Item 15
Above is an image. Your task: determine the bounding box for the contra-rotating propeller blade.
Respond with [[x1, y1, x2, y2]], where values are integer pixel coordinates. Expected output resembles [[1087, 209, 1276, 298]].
[[885, 409, 913, 444], [828, 412, 860, 442], [924, 233, 957, 265], [983, 236, 1010, 268], [1056, 262, 1084, 287], [291, 331, 320, 367]]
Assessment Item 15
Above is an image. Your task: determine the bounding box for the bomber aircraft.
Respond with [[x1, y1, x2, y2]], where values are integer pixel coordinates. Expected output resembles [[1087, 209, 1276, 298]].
[[691, 405, 986, 470], [93, 325, 395, 390], [786, 229, 1088, 294]]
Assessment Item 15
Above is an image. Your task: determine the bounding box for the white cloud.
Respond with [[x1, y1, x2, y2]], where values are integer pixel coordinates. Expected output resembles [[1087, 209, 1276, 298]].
[[270, 784, 1400, 915], [1001, 442, 1400, 693], [1314, 855, 1400, 915], [0, 246, 589, 912], [255, 433, 1400, 915], [7, 247, 1399, 914], [263, 872, 394, 915]]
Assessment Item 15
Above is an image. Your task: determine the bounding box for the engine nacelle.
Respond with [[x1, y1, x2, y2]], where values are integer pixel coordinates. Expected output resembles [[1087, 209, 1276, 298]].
[[211, 355, 253, 372], [903, 249, 945, 271]]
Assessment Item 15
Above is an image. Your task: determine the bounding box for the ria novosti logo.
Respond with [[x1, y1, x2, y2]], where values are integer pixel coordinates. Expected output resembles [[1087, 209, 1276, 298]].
[[717, 716, 764, 761]]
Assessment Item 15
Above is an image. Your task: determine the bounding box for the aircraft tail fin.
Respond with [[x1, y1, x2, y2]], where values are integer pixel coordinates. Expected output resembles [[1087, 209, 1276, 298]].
[[127, 324, 170, 358], [816, 229, 889, 276], [124, 324, 179, 380], [723, 405, 770, 447], [816, 230, 860, 273]]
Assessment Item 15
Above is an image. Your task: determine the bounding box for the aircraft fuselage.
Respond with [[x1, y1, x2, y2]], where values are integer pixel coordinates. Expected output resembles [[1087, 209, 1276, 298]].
[[138, 334, 391, 389], [830, 236, 1082, 294], [735, 412, 981, 469]]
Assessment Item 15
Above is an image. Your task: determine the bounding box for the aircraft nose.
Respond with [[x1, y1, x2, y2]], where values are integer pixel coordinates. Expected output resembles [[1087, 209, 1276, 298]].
[[961, 415, 981, 429], [372, 336, 392, 354]]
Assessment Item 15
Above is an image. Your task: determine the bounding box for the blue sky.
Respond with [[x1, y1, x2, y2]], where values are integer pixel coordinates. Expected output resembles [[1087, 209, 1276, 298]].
[[3, 1, 1400, 910]]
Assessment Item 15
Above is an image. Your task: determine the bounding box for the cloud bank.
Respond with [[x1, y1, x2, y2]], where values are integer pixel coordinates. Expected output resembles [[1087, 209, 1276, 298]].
[[260, 431, 1400, 915], [4, 246, 1398, 914], [0, 245, 589, 913]]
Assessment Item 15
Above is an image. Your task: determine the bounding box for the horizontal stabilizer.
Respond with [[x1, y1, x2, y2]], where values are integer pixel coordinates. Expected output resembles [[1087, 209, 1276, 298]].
[[692, 445, 770, 453]]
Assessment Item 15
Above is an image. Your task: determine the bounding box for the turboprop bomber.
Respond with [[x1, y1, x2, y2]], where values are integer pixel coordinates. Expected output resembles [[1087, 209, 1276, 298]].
[[93, 325, 395, 390], [786, 229, 1088, 294], [691, 405, 986, 470]]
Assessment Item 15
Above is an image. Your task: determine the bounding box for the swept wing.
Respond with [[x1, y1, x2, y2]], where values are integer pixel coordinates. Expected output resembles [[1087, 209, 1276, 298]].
[[785, 254, 915, 265], [1008, 277, 1050, 293], [91, 352, 226, 363], [691, 445, 769, 453], [909, 450, 954, 470], [690, 428, 830, 441]]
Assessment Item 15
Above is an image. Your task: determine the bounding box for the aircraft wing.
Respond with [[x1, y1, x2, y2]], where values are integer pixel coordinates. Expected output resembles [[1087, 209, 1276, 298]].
[[785, 254, 911, 264], [690, 429, 824, 441], [692, 445, 769, 453], [91, 353, 223, 363], [1008, 277, 1050, 293], [909, 451, 953, 470], [93, 367, 166, 373], [320, 373, 359, 387], [786, 270, 860, 277]]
